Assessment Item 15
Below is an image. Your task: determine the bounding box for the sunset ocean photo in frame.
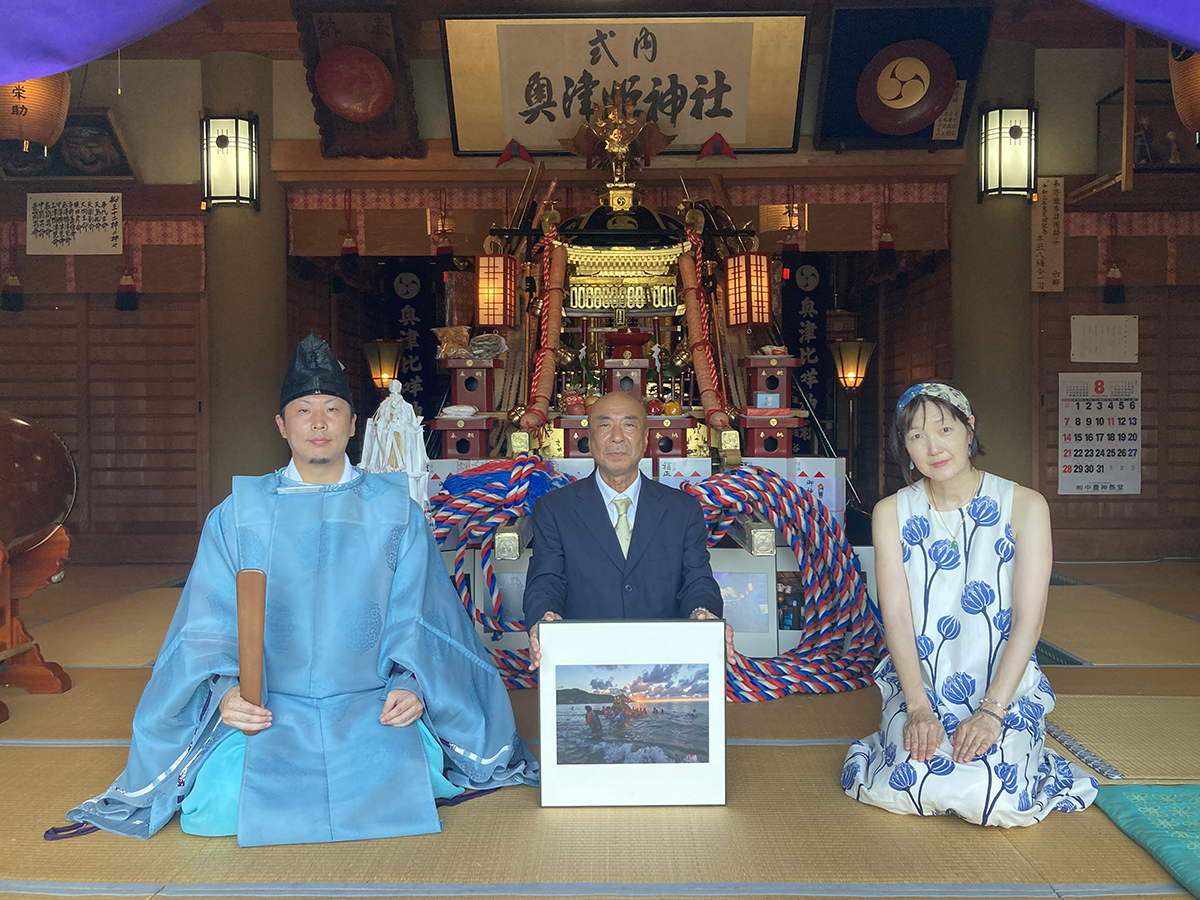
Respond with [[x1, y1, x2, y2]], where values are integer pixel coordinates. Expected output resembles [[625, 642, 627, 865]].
[[537, 619, 726, 807]]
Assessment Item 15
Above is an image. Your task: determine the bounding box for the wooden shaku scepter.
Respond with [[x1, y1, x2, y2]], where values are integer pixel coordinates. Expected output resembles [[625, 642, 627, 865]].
[[235, 569, 267, 736]]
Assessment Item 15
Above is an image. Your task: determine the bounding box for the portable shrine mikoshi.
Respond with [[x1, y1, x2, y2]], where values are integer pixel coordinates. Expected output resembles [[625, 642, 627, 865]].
[[412, 86, 878, 696]]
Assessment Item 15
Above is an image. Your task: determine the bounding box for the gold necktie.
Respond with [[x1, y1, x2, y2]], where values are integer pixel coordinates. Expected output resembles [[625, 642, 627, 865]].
[[613, 496, 632, 558]]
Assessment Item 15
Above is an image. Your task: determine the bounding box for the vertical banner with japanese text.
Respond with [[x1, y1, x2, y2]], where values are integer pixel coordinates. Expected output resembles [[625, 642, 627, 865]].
[[781, 251, 835, 441], [1032, 177, 1063, 292], [380, 258, 443, 421], [1058, 372, 1141, 495], [26, 192, 122, 255]]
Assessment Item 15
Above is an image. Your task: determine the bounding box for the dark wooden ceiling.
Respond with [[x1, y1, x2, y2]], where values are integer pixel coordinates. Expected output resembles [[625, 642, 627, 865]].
[[115, 0, 1161, 62]]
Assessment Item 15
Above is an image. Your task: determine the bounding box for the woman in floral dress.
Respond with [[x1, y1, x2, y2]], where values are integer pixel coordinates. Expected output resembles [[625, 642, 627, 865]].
[[842, 382, 1096, 826]]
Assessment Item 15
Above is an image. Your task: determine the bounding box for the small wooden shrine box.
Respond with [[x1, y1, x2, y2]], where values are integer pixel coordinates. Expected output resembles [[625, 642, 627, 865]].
[[430, 415, 498, 459], [645, 416, 696, 460], [737, 414, 807, 457], [740, 356, 801, 410], [553, 416, 593, 458], [442, 358, 500, 411], [604, 358, 650, 400]]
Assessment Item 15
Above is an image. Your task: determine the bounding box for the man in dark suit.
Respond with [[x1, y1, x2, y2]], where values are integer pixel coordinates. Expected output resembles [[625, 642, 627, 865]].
[[524, 391, 732, 668]]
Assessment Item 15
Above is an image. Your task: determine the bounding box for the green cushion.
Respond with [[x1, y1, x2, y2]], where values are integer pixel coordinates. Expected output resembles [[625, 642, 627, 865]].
[[1095, 784, 1200, 898]]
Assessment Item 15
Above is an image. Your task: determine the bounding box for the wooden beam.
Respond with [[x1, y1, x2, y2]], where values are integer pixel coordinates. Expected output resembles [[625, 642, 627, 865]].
[[1066, 171, 1123, 204], [270, 138, 965, 185], [0, 184, 204, 219], [194, 5, 226, 33], [1122, 22, 1136, 192]]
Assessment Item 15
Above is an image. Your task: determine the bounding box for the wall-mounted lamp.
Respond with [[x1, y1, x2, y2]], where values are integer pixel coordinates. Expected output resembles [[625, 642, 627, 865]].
[[201, 114, 259, 210], [979, 102, 1038, 203], [724, 251, 772, 326]]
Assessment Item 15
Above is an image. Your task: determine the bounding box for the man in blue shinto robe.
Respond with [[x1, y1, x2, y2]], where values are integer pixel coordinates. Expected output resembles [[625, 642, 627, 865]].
[[67, 333, 536, 847]]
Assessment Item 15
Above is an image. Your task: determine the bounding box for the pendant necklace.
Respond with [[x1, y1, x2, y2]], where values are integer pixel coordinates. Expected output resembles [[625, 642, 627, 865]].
[[925, 468, 980, 551]]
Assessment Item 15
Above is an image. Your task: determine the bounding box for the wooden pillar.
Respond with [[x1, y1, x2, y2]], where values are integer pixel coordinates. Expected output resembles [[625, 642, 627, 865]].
[[201, 52, 289, 503], [950, 40, 1037, 486]]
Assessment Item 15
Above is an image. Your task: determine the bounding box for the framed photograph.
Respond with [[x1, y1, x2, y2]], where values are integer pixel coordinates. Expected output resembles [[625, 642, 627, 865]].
[[537, 619, 725, 807], [708, 547, 777, 659], [441, 13, 808, 155]]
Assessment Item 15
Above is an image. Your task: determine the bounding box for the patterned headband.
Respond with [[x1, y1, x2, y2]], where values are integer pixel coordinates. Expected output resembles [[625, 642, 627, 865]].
[[895, 382, 973, 421]]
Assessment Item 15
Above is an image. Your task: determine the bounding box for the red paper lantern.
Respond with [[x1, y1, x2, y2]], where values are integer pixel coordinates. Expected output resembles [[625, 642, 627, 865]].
[[314, 46, 395, 123]]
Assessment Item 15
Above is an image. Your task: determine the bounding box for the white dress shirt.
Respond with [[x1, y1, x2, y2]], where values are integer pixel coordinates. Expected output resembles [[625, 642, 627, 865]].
[[283, 453, 357, 485], [595, 471, 642, 531]]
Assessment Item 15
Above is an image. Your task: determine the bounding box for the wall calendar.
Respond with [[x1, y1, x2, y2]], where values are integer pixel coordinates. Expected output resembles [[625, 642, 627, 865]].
[[1058, 372, 1141, 496]]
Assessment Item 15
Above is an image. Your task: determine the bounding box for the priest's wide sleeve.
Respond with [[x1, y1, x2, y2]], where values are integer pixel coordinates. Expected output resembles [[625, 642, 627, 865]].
[[66, 500, 242, 838], [380, 500, 537, 790]]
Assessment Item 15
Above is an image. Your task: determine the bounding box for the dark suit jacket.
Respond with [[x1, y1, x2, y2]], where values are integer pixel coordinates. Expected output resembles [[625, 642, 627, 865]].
[[523, 471, 722, 625]]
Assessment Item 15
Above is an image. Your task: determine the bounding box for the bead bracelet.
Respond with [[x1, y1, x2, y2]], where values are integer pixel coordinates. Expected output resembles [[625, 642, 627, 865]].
[[978, 707, 1005, 726]]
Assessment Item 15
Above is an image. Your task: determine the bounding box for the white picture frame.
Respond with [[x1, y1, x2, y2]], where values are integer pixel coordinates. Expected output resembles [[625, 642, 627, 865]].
[[537, 619, 726, 807], [707, 547, 778, 659]]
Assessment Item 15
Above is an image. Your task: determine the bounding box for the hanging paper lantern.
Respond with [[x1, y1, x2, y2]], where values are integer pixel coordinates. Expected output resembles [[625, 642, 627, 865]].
[[724, 252, 772, 326], [315, 45, 395, 123], [1169, 43, 1200, 132], [0, 72, 71, 149]]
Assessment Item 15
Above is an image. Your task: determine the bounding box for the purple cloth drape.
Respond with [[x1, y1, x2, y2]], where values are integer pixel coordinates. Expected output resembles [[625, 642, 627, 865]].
[[1079, 0, 1200, 49], [2, 1, 210, 84]]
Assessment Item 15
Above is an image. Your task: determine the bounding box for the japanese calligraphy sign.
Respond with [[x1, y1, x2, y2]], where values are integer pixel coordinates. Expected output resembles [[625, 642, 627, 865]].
[[1070, 316, 1138, 363], [442, 15, 807, 154], [780, 251, 835, 431], [26, 192, 122, 255], [380, 258, 444, 421], [1031, 177, 1064, 292], [1058, 372, 1141, 496]]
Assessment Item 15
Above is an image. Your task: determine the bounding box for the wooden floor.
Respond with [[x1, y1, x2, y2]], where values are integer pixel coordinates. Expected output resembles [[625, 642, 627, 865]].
[[0, 560, 1196, 900]]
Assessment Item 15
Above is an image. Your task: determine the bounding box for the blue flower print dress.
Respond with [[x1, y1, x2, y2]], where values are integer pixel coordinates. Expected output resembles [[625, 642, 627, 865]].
[[841, 472, 1097, 826]]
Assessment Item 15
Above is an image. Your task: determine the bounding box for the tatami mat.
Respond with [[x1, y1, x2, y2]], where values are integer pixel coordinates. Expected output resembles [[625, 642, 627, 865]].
[[1041, 586, 1200, 666], [1108, 585, 1200, 619], [53, 566, 191, 590], [28, 588, 178, 672], [17, 587, 136, 622], [1052, 561, 1200, 586], [0, 668, 150, 740], [29, 589, 180, 668], [0, 745, 1173, 890], [725, 687, 881, 739], [1049, 695, 1200, 784], [1044, 666, 1200, 697]]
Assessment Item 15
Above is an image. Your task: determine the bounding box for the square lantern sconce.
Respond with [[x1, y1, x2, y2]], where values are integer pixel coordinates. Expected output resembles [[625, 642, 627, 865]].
[[725, 252, 772, 326], [201, 114, 260, 210], [475, 252, 519, 328], [978, 103, 1038, 203]]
